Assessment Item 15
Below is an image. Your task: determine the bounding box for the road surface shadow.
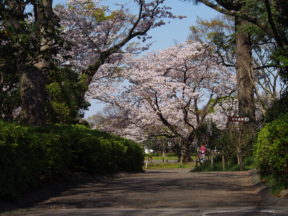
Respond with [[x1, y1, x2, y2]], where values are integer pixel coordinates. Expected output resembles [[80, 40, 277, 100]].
[[20, 170, 261, 209], [1, 169, 284, 215], [0, 172, 131, 213]]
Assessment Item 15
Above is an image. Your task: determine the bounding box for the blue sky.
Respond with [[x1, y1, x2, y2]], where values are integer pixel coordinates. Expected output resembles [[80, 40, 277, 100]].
[[53, 0, 219, 118]]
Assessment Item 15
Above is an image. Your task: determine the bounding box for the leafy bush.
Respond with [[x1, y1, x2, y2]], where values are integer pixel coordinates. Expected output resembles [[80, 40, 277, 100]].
[[0, 121, 144, 200], [0, 122, 55, 199], [255, 113, 288, 188]]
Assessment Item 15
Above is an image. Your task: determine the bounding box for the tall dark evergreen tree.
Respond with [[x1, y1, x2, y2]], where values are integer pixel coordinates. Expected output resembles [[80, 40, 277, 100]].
[[191, 0, 288, 79], [192, 0, 256, 126]]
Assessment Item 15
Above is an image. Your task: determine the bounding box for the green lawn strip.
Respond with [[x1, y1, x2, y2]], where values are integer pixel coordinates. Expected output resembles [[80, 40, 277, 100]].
[[145, 162, 195, 169], [192, 156, 255, 172], [146, 156, 178, 161]]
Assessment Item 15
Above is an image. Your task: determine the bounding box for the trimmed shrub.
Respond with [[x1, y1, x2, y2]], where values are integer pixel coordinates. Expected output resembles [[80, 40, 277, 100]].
[[255, 113, 288, 188], [0, 121, 144, 200]]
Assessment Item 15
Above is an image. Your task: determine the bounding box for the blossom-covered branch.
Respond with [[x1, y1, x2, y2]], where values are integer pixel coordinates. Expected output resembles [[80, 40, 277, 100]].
[[55, 0, 185, 86]]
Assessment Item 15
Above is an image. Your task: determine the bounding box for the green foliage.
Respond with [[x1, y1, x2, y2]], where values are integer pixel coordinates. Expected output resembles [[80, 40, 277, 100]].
[[0, 64, 89, 123], [262, 175, 286, 194], [0, 121, 67, 200], [0, 29, 20, 120], [195, 121, 221, 150], [46, 67, 89, 123], [213, 129, 234, 156], [0, 16, 87, 124], [201, 0, 288, 81], [272, 47, 288, 80], [193, 156, 255, 172], [265, 93, 288, 122], [0, 121, 144, 200], [194, 124, 256, 172], [255, 113, 288, 188], [188, 15, 235, 66], [0, 2, 74, 124], [215, 126, 255, 157]]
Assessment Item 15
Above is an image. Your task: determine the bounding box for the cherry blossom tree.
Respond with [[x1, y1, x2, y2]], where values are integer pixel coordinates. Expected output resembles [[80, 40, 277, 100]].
[[88, 41, 236, 162], [55, 0, 184, 87]]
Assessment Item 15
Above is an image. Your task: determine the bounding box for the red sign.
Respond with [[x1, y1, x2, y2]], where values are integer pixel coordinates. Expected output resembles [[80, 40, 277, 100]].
[[229, 116, 250, 122]]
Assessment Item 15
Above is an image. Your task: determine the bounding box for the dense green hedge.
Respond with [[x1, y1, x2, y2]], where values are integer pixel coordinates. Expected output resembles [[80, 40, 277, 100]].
[[255, 113, 288, 189], [0, 121, 144, 200]]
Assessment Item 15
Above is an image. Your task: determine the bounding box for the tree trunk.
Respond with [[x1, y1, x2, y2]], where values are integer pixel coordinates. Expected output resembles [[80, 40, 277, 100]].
[[19, 0, 54, 125], [180, 140, 192, 164], [19, 66, 46, 125], [237, 152, 243, 171], [162, 148, 166, 163], [222, 153, 225, 171], [235, 17, 256, 126], [210, 152, 214, 169]]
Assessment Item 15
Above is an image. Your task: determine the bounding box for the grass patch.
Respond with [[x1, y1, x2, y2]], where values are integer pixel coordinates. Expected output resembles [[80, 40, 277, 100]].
[[145, 162, 195, 169], [146, 156, 178, 161], [145, 153, 177, 157]]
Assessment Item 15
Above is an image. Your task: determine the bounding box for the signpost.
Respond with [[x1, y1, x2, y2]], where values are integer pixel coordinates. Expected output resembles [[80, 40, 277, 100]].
[[228, 116, 250, 123]]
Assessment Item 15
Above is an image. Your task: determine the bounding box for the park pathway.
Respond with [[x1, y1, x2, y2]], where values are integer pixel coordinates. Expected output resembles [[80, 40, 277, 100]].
[[1, 168, 287, 216]]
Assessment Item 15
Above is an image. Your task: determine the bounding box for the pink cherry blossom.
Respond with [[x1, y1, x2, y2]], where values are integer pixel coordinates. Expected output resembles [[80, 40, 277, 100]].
[[55, 0, 184, 74], [89, 41, 236, 151]]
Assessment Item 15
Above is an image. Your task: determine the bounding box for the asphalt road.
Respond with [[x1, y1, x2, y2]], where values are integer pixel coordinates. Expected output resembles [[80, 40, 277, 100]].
[[1, 169, 287, 216]]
